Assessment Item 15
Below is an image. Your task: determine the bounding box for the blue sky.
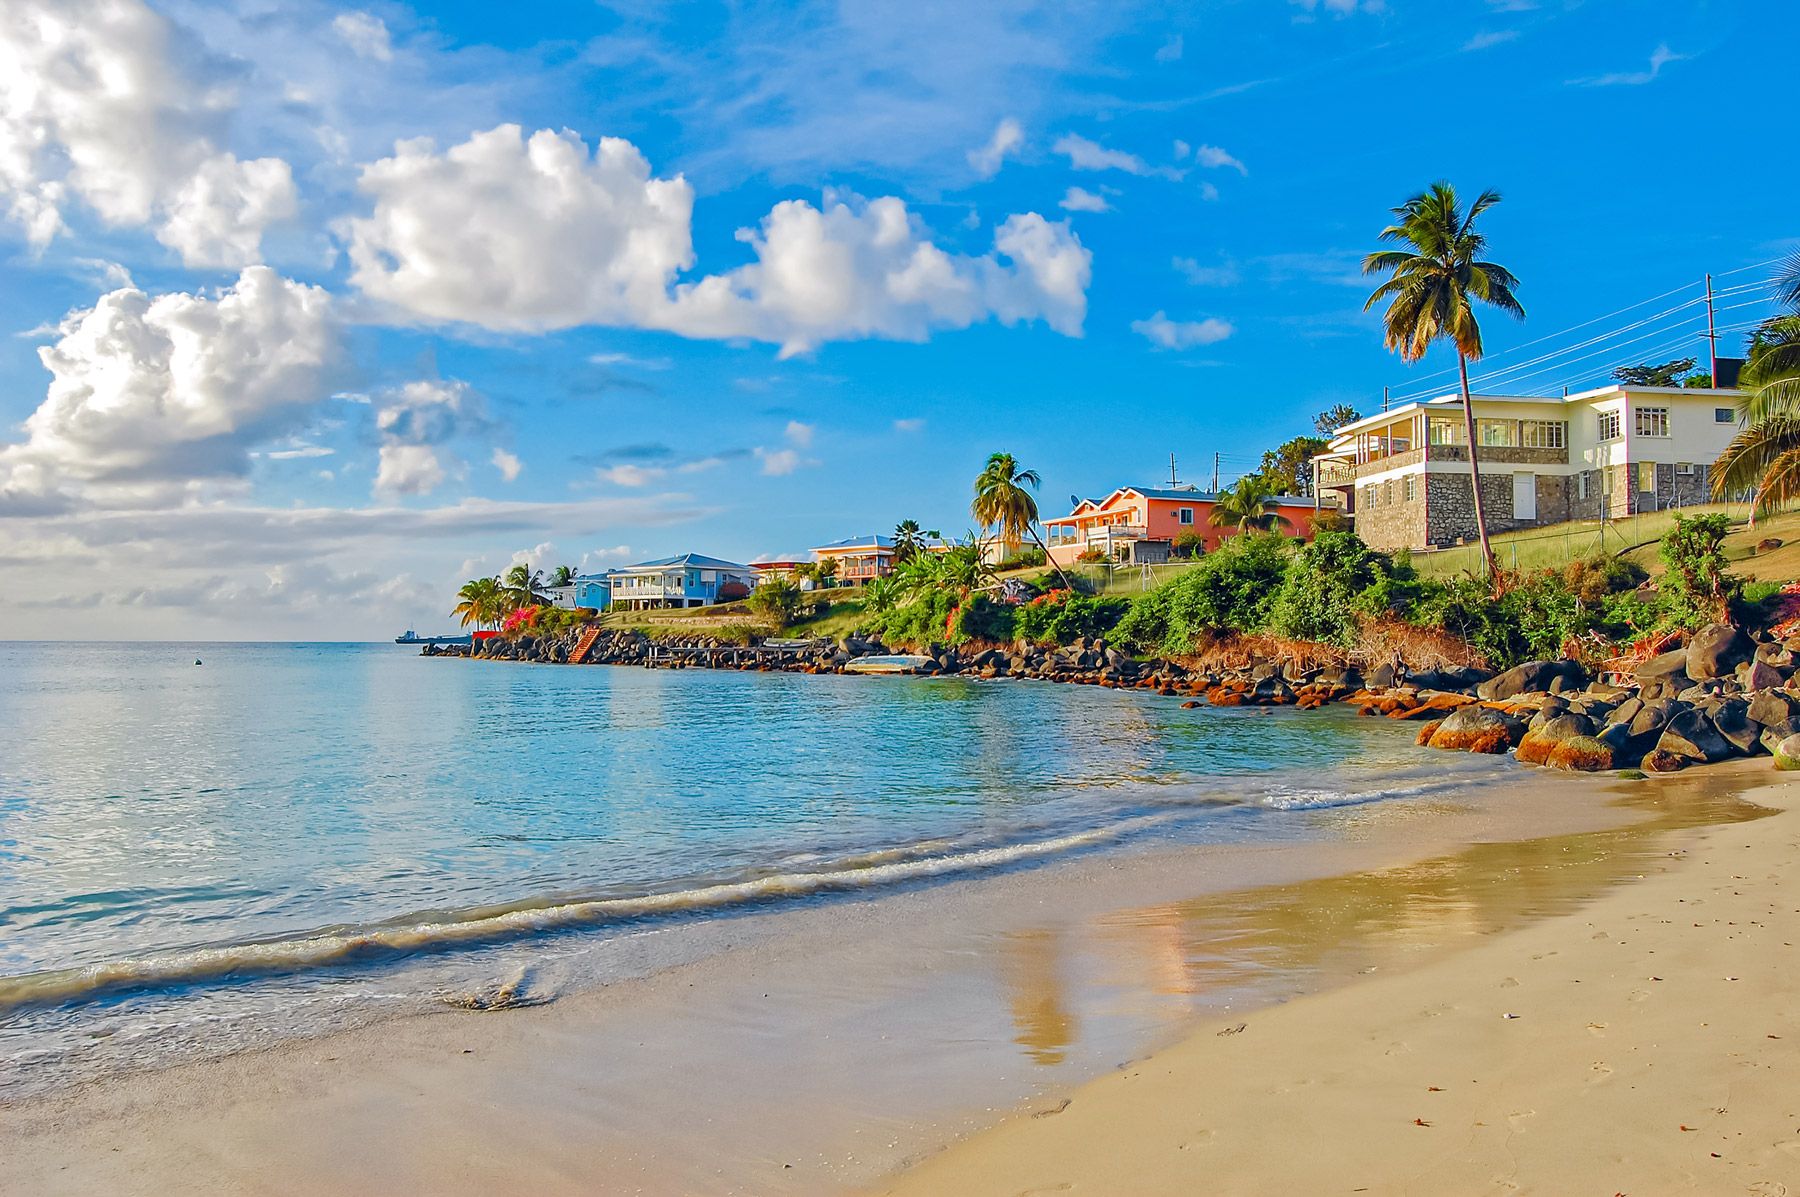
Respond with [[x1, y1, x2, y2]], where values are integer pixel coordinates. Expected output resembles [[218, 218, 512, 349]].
[[1, 0, 1794, 638]]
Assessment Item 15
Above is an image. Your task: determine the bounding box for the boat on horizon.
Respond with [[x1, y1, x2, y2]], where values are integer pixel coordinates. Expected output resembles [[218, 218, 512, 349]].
[[394, 630, 473, 646]]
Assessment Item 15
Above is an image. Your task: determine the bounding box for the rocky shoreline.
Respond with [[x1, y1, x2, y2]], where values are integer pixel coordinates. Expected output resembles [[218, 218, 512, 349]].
[[427, 620, 1800, 776]]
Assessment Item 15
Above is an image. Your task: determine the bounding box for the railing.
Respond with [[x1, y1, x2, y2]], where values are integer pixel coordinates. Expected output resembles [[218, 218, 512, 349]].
[[1084, 524, 1148, 543]]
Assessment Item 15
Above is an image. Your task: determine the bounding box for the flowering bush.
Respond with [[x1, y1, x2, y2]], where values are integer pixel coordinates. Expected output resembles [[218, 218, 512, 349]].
[[501, 605, 541, 634]]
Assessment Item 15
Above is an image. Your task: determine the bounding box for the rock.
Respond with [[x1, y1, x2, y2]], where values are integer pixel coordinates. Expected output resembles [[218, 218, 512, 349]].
[[1687, 623, 1752, 680], [1641, 748, 1687, 773], [1366, 662, 1398, 690], [1756, 537, 1785, 554], [1655, 707, 1738, 764], [1740, 660, 1786, 691], [1476, 660, 1585, 702], [1416, 718, 1444, 746], [1427, 705, 1523, 754], [1709, 698, 1762, 754], [1546, 734, 1614, 772], [1516, 713, 1593, 766], [1632, 648, 1691, 687], [1754, 642, 1796, 669], [1759, 717, 1800, 757], [1775, 734, 1800, 771], [1748, 689, 1800, 728]]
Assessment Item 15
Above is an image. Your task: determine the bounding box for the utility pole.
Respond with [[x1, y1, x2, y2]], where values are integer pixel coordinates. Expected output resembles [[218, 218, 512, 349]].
[[1705, 272, 1719, 387], [1383, 385, 1390, 412], [1168, 452, 1179, 489], [1211, 452, 1220, 494]]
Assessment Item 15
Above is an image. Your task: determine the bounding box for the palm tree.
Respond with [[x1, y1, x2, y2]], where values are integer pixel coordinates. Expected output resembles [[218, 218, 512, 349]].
[[892, 518, 927, 563], [548, 564, 575, 588], [1208, 476, 1294, 536], [1713, 255, 1800, 512], [1363, 181, 1524, 578], [451, 576, 504, 630], [971, 452, 1072, 586], [502, 564, 550, 610]]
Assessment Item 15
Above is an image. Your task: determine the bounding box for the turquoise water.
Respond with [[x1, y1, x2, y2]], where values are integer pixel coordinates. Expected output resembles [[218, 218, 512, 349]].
[[0, 642, 1504, 1092]]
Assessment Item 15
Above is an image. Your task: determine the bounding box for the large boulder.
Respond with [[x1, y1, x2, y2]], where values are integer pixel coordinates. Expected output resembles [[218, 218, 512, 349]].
[[1633, 648, 1691, 688], [1598, 696, 1676, 761], [1427, 705, 1525, 754], [1656, 707, 1738, 764], [1687, 623, 1752, 681], [1775, 734, 1800, 771], [1759, 716, 1800, 757], [1747, 689, 1800, 728], [1709, 698, 1762, 755], [1740, 660, 1787, 692], [1476, 660, 1586, 702], [1546, 734, 1615, 772], [1516, 713, 1594, 766]]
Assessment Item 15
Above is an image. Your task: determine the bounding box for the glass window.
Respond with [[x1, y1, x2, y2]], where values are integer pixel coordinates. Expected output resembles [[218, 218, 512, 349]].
[[1716, 408, 1735, 423], [1476, 419, 1518, 447], [1597, 410, 1622, 441], [1178, 507, 1194, 525], [1404, 474, 1418, 502], [1634, 407, 1670, 437], [1577, 472, 1588, 501], [1638, 462, 1656, 493], [1520, 420, 1567, 449], [1428, 417, 1466, 446]]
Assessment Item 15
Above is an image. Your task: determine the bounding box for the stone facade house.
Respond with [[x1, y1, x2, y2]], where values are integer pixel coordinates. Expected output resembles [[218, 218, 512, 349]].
[[1313, 385, 1746, 552]]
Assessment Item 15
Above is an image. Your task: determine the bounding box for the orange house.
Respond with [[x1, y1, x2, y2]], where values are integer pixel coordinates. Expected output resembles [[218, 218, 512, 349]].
[[1044, 485, 1327, 567]]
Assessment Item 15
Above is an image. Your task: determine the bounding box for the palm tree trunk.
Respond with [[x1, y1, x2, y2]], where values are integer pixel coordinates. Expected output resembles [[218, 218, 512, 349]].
[[1029, 525, 1075, 590], [1457, 353, 1498, 578]]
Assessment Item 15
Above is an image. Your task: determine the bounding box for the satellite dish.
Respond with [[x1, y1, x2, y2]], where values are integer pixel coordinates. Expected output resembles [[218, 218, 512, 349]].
[[1069, 493, 1079, 508]]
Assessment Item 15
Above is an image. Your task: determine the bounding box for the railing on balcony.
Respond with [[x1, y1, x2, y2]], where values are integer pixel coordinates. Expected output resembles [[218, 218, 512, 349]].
[[1085, 523, 1147, 544]]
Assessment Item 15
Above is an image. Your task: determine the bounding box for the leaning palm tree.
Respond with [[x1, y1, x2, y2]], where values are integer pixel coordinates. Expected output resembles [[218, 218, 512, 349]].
[[1208, 475, 1293, 536], [971, 452, 1072, 586], [548, 564, 575, 588], [451, 576, 504, 630], [502, 563, 550, 610], [1363, 181, 1525, 578], [1713, 255, 1800, 512]]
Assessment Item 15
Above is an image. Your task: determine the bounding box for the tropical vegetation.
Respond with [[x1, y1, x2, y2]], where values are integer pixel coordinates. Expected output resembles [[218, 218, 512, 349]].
[[1713, 255, 1800, 512], [1362, 181, 1525, 578], [1208, 475, 1293, 535], [971, 451, 1071, 586]]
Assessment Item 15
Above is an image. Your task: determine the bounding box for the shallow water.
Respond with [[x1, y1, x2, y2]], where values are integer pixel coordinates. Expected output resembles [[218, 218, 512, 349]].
[[0, 641, 1510, 1094]]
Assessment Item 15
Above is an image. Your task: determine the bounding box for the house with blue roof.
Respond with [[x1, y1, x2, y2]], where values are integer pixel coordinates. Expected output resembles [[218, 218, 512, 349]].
[[608, 554, 757, 610]]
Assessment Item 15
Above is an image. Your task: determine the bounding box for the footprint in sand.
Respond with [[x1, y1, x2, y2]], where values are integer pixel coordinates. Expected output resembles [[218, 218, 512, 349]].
[[1587, 1021, 1609, 1035], [1748, 1182, 1789, 1197], [1507, 1110, 1538, 1132], [1499, 977, 1520, 989], [1628, 988, 1652, 1003], [1588, 1062, 1614, 1084]]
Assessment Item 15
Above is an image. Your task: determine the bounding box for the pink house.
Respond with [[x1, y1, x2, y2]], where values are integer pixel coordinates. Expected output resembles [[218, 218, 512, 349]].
[[1044, 485, 1327, 567]]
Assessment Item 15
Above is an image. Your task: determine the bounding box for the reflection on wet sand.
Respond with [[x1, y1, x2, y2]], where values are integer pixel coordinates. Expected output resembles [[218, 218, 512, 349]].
[[1002, 773, 1770, 1063]]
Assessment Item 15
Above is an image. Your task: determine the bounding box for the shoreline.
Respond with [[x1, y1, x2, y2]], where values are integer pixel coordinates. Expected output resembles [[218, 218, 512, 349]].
[[3, 763, 1773, 1195], [878, 767, 1800, 1196]]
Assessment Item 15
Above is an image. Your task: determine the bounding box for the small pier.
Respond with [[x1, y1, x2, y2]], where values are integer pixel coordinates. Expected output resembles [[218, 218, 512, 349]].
[[643, 638, 829, 669]]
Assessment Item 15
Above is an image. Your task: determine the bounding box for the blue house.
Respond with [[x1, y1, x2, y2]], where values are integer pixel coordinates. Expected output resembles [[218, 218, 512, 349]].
[[608, 554, 756, 610], [571, 572, 614, 610]]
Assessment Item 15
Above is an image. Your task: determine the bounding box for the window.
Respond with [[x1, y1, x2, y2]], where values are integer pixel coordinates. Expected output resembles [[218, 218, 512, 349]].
[[1634, 407, 1670, 437], [1716, 408, 1736, 424], [1597, 410, 1622, 441], [1477, 419, 1518, 447], [1520, 420, 1567, 449], [1676, 462, 1696, 477], [1384, 479, 1395, 504], [1404, 474, 1418, 502], [1361, 484, 1376, 509], [1177, 507, 1194, 525], [1638, 462, 1657, 493], [1428, 417, 1466, 446], [1577, 472, 1589, 501]]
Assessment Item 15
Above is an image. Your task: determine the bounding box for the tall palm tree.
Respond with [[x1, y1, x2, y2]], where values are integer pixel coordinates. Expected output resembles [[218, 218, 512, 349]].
[[548, 564, 575, 588], [502, 564, 550, 610], [971, 452, 1072, 586], [1363, 182, 1525, 578], [1713, 255, 1800, 512], [451, 576, 504, 630], [892, 518, 926, 563], [1208, 476, 1294, 536]]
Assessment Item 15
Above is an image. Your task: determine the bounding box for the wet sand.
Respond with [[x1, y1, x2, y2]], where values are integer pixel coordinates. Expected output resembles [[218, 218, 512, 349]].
[[1, 767, 1777, 1196], [882, 767, 1800, 1196]]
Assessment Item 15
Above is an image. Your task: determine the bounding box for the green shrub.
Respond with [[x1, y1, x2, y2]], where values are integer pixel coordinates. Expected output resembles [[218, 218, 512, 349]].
[[1013, 592, 1131, 645], [1114, 533, 1292, 655], [1171, 530, 1206, 559], [1270, 531, 1424, 648], [747, 578, 807, 627], [1657, 513, 1739, 628]]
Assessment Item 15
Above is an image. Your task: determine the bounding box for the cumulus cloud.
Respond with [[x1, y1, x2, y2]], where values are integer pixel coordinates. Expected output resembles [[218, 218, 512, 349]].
[[967, 117, 1024, 178], [1053, 134, 1152, 175], [1131, 311, 1235, 349], [371, 379, 490, 497], [892, 417, 925, 433], [0, 0, 298, 266], [331, 11, 393, 62], [491, 448, 522, 482], [346, 126, 1091, 355], [1059, 187, 1111, 213], [0, 267, 339, 508], [1193, 145, 1248, 175], [753, 419, 819, 476]]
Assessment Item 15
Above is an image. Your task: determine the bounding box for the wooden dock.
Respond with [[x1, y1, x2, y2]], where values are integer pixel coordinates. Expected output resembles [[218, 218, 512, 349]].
[[642, 639, 829, 668]]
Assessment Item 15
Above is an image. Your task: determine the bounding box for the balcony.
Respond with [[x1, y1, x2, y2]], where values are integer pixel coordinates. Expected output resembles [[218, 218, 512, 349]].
[[1085, 523, 1148, 544]]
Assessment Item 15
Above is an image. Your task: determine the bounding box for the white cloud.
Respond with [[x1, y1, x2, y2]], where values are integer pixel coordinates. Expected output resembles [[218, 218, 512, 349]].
[[1131, 311, 1235, 349], [755, 447, 806, 476], [491, 447, 522, 482], [1053, 134, 1152, 175], [0, 0, 297, 266], [1463, 30, 1520, 52], [0, 268, 339, 509], [967, 117, 1024, 178], [1290, 0, 1387, 15], [784, 420, 815, 448], [371, 379, 489, 497], [600, 463, 664, 487], [1173, 256, 1242, 286], [1199, 181, 1221, 202], [1173, 139, 1191, 160], [263, 444, 334, 460], [1193, 145, 1248, 175], [1059, 187, 1111, 213], [346, 125, 1090, 354], [1154, 34, 1184, 63], [332, 12, 393, 62], [1572, 44, 1685, 87], [892, 417, 926, 433]]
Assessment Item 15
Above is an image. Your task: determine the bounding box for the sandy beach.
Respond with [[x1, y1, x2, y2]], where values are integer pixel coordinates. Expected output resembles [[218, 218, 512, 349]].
[[2, 762, 1788, 1195], [882, 770, 1800, 1196]]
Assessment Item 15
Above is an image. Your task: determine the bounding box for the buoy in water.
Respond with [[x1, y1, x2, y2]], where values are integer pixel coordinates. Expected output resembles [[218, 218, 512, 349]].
[[194, 659, 203, 666]]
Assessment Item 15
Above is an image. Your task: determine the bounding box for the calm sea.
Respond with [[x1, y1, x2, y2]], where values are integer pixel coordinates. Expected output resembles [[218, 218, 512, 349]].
[[0, 641, 1508, 1094]]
